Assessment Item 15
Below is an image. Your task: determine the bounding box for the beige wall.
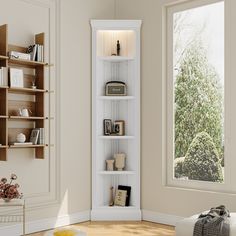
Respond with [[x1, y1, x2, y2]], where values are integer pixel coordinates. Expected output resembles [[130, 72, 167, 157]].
[[115, 0, 236, 217], [60, 0, 114, 216], [0, 0, 114, 228]]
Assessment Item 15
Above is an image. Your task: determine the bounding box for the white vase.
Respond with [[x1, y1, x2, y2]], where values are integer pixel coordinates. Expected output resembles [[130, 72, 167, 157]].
[[114, 153, 126, 171], [16, 133, 26, 143]]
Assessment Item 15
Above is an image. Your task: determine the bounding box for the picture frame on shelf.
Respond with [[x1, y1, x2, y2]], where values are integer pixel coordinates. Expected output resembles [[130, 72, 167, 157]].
[[9, 68, 24, 88], [118, 185, 131, 206], [30, 129, 39, 145], [114, 189, 127, 207], [113, 120, 125, 136], [103, 119, 112, 135]]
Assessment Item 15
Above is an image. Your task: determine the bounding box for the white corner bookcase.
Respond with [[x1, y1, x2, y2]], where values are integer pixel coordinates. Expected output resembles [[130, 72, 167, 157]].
[[91, 20, 142, 221]]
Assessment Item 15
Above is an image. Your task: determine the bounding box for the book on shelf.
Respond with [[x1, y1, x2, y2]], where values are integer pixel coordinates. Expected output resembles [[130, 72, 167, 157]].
[[27, 44, 38, 61], [27, 44, 44, 62], [30, 128, 44, 145], [0, 67, 8, 86], [37, 128, 45, 144], [13, 142, 33, 146]]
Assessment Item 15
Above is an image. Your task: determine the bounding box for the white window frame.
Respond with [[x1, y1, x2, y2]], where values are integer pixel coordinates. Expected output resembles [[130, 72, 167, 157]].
[[163, 0, 235, 193]]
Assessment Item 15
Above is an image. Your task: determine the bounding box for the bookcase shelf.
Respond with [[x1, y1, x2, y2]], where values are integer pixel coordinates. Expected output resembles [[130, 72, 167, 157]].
[[91, 20, 141, 221], [9, 116, 48, 120], [8, 87, 48, 94], [98, 135, 135, 140], [98, 56, 134, 62], [0, 24, 51, 161], [98, 171, 135, 175], [8, 58, 50, 68], [0, 55, 8, 60], [9, 144, 47, 148], [98, 96, 135, 101]]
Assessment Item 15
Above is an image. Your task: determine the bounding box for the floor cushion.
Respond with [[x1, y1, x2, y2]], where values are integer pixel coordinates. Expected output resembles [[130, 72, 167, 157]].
[[176, 212, 236, 236]]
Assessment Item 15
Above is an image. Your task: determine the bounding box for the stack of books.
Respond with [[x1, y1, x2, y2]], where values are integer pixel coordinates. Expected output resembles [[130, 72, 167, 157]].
[[0, 67, 8, 86], [27, 44, 44, 62], [30, 128, 44, 145]]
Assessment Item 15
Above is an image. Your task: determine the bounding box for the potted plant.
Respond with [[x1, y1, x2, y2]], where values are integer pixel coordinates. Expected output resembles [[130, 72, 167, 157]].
[[0, 174, 22, 202]]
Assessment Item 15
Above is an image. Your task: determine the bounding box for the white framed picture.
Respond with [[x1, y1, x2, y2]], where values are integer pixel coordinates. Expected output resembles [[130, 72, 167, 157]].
[[10, 68, 24, 88]]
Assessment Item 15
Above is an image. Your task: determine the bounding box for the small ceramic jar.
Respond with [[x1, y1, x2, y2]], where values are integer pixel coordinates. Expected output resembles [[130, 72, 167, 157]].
[[16, 133, 26, 143]]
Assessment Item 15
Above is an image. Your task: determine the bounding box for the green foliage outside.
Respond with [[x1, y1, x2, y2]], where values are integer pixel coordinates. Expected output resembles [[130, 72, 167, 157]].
[[174, 156, 186, 179], [174, 41, 224, 161], [183, 132, 223, 182]]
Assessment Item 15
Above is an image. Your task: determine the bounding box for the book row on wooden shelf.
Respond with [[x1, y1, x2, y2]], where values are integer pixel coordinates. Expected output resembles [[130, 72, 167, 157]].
[[8, 128, 45, 147], [0, 66, 44, 89], [9, 43, 44, 62]]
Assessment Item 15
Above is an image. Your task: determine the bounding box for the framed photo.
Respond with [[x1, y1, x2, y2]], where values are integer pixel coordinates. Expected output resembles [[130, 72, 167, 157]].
[[103, 119, 112, 135], [30, 129, 39, 145], [114, 189, 127, 207], [118, 185, 131, 206], [10, 68, 24, 88], [113, 120, 125, 136]]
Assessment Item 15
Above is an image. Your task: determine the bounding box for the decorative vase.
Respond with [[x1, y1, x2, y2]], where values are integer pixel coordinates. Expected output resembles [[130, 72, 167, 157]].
[[16, 133, 26, 143], [114, 153, 126, 171], [106, 160, 115, 171]]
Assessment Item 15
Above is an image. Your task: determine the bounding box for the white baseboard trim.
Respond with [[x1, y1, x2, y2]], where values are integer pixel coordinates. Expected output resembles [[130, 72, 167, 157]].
[[0, 210, 90, 236], [91, 208, 142, 221], [142, 210, 184, 226]]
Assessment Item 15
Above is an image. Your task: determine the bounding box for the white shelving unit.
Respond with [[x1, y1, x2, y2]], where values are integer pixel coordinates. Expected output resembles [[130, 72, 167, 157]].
[[91, 20, 142, 221]]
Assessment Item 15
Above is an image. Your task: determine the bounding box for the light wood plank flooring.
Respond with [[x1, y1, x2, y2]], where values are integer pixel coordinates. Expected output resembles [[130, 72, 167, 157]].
[[28, 221, 175, 236]]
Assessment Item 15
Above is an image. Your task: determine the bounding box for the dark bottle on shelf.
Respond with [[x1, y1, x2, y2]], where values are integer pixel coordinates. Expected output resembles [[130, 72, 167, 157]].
[[117, 40, 120, 56]]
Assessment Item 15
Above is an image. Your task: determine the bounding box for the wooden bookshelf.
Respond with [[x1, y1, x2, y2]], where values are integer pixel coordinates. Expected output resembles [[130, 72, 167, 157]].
[[0, 24, 51, 161]]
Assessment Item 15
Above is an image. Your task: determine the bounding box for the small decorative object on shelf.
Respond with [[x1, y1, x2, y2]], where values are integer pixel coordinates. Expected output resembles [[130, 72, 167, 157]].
[[114, 153, 126, 171], [118, 185, 131, 206], [9, 51, 31, 60], [31, 75, 37, 89], [106, 159, 115, 171], [117, 40, 121, 56], [0, 174, 23, 202], [16, 133, 26, 143], [9, 68, 24, 88], [105, 81, 127, 96], [104, 119, 112, 135], [114, 189, 126, 207], [113, 120, 125, 136], [109, 186, 114, 206], [18, 108, 31, 117]]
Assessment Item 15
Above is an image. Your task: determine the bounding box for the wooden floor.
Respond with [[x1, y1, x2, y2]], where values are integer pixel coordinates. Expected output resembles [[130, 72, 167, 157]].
[[28, 221, 175, 236]]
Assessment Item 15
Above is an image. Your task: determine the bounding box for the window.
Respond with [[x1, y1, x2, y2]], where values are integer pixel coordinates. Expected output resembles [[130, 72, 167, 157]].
[[165, 0, 228, 191]]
